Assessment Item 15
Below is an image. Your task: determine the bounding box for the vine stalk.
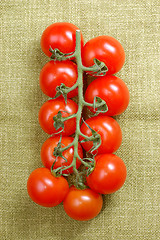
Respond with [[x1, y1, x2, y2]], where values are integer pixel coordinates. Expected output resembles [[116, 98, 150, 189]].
[[51, 30, 108, 188]]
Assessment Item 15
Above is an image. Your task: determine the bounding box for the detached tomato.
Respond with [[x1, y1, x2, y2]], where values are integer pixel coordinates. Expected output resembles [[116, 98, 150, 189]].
[[41, 136, 83, 174], [85, 75, 130, 116], [27, 168, 69, 207], [80, 116, 122, 154], [82, 36, 125, 75], [38, 98, 78, 135], [63, 186, 103, 221], [41, 22, 84, 57], [86, 154, 127, 194], [40, 60, 78, 98]]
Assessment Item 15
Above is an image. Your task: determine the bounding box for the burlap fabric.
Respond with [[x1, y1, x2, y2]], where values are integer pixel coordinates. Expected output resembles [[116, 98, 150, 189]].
[[0, 0, 159, 239]]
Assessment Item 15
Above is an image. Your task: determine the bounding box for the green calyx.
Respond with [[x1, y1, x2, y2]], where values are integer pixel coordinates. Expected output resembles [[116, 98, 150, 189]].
[[53, 83, 69, 103], [49, 47, 75, 61], [93, 96, 108, 116]]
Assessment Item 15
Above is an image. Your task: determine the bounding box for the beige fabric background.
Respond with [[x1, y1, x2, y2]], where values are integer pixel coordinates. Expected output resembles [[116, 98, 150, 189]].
[[0, 0, 160, 239]]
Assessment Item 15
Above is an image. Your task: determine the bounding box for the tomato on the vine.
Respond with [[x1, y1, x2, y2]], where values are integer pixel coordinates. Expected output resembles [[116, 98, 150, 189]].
[[41, 22, 84, 57], [63, 186, 103, 221], [82, 36, 125, 75], [41, 136, 83, 174], [39, 60, 78, 98], [27, 168, 69, 207], [86, 154, 127, 194], [38, 98, 78, 136], [80, 116, 122, 154], [85, 75, 130, 116]]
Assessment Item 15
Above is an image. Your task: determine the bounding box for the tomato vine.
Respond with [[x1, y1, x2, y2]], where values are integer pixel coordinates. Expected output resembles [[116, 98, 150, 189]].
[[27, 22, 128, 221], [50, 30, 108, 187]]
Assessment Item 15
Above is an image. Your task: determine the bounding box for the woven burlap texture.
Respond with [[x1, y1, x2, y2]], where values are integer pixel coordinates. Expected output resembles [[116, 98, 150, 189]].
[[0, 0, 160, 239]]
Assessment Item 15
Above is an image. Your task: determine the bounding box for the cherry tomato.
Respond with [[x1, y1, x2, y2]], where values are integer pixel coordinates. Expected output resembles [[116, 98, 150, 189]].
[[63, 186, 103, 221], [38, 98, 78, 135], [41, 22, 84, 57], [85, 75, 130, 116], [80, 116, 122, 154], [27, 168, 69, 207], [82, 36, 125, 75], [86, 154, 127, 194], [41, 136, 83, 174], [39, 60, 78, 98]]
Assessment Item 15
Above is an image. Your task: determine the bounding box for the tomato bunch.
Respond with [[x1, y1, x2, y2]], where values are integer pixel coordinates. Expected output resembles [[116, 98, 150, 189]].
[[27, 22, 129, 221]]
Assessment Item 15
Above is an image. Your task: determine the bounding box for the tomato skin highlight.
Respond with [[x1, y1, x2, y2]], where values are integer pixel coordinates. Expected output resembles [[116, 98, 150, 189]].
[[38, 98, 78, 136], [41, 136, 83, 174], [63, 186, 103, 221], [41, 22, 84, 57], [86, 154, 127, 194], [39, 60, 78, 98], [27, 168, 69, 207], [82, 35, 125, 75], [85, 75, 130, 116], [80, 116, 122, 154]]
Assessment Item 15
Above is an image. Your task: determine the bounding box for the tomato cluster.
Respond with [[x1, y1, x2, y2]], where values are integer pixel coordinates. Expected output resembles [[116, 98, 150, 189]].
[[27, 22, 129, 221]]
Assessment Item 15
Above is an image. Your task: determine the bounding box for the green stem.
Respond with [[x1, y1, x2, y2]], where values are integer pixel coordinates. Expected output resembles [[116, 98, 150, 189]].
[[52, 30, 105, 187], [71, 30, 86, 176], [82, 100, 94, 107], [62, 113, 77, 121], [82, 65, 100, 72], [79, 132, 95, 141], [59, 140, 75, 152], [65, 82, 78, 93]]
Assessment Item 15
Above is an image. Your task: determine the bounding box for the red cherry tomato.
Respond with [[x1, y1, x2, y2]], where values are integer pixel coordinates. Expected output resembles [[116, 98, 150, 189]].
[[63, 186, 103, 221], [41, 136, 83, 174], [41, 22, 84, 57], [27, 168, 69, 207], [86, 154, 127, 194], [39, 60, 78, 98], [80, 116, 122, 154], [38, 98, 78, 136], [85, 75, 130, 116], [82, 36, 125, 75]]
